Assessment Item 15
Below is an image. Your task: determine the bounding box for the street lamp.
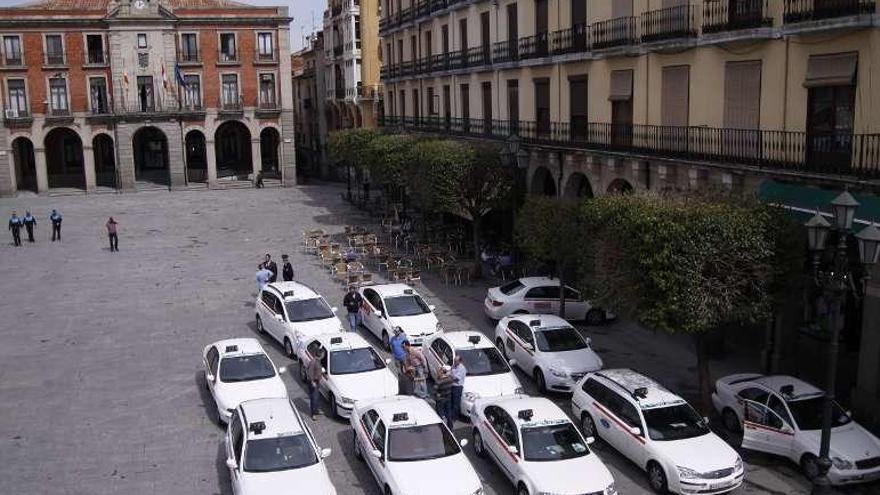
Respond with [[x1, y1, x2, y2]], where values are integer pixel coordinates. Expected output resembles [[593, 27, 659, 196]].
[[502, 135, 529, 264], [804, 191, 877, 494]]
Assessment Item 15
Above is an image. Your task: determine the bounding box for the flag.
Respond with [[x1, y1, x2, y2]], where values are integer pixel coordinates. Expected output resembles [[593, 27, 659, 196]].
[[122, 70, 129, 89], [175, 63, 185, 87], [161, 62, 169, 89]]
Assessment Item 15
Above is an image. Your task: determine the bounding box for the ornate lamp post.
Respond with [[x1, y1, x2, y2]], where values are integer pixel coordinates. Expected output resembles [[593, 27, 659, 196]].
[[501, 135, 530, 269], [804, 191, 878, 493]]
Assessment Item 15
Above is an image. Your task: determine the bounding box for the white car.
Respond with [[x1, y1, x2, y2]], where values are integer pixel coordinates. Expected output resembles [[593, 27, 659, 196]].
[[712, 373, 880, 485], [203, 338, 288, 424], [255, 282, 346, 359], [484, 277, 612, 324], [359, 284, 442, 348], [424, 331, 524, 416], [225, 397, 336, 495], [494, 314, 603, 393], [572, 369, 743, 494], [470, 395, 617, 495], [295, 332, 399, 418], [350, 396, 483, 495]]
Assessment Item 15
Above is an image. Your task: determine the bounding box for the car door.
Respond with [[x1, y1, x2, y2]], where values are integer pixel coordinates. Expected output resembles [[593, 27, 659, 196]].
[[482, 406, 520, 482], [360, 289, 384, 338], [523, 286, 556, 314], [205, 345, 220, 396], [563, 286, 588, 320], [611, 396, 647, 465], [742, 396, 795, 456], [227, 411, 246, 495], [504, 321, 535, 373], [358, 409, 384, 480], [261, 291, 284, 342], [426, 338, 451, 379]]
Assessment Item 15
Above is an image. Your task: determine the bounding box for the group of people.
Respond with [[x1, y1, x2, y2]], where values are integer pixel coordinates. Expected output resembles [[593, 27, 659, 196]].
[[255, 253, 295, 290], [8, 210, 62, 246]]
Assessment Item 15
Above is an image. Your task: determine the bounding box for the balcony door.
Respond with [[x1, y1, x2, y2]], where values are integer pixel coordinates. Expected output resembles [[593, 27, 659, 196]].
[[534, 78, 550, 137], [481, 82, 492, 134], [481, 12, 491, 63], [571, 0, 587, 50], [569, 76, 588, 142], [609, 70, 633, 147], [460, 83, 470, 131], [507, 4, 518, 59], [535, 0, 549, 55], [805, 53, 857, 170]]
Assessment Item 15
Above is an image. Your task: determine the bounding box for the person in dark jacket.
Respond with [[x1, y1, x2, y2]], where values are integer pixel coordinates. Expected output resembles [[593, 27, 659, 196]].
[[106, 217, 119, 252], [342, 285, 363, 331], [22, 211, 36, 242], [434, 366, 456, 430], [307, 348, 326, 421], [49, 209, 62, 242], [262, 254, 278, 283], [281, 254, 294, 281], [8, 211, 22, 246]]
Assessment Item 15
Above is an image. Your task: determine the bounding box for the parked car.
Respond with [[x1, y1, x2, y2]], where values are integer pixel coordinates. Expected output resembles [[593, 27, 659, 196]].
[[255, 281, 345, 359], [484, 277, 612, 324], [359, 284, 442, 348]]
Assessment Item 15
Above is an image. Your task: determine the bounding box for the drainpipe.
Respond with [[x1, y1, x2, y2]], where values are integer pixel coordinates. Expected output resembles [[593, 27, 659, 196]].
[[783, 37, 789, 132]]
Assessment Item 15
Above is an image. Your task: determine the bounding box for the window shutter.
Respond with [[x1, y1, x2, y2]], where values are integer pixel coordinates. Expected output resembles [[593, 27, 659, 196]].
[[804, 52, 858, 88], [608, 69, 633, 101], [612, 0, 632, 18], [661, 65, 689, 126], [723, 60, 761, 129]]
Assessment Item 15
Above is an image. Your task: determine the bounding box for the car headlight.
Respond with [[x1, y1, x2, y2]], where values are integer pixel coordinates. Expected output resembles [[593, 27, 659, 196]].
[[604, 483, 617, 495], [464, 392, 479, 402], [734, 456, 743, 472], [549, 366, 569, 378], [831, 456, 854, 470], [338, 396, 355, 405], [676, 465, 701, 479]]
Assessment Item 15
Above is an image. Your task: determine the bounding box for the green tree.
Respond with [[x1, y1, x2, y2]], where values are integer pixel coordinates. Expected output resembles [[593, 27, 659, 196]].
[[580, 192, 799, 412], [327, 128, 378, 170], [363, 134, 419, 196]]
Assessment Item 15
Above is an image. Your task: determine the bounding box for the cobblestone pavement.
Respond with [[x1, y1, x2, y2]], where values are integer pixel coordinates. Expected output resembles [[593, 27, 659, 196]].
[[0, 185, 875, 495]]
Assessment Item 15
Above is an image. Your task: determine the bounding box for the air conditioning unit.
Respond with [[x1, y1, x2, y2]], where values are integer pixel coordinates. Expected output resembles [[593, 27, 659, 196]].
[[5, 108, 18, 119]]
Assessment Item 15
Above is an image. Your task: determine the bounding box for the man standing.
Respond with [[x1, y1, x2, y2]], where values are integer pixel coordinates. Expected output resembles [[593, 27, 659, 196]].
[[389, 327, 408, 393], [8, 211, 22, 247], [434, 366, 456, 430], [342, 285, 363, 332], [22, 211, 36, 243], [307, 348, 326, 421], [49, 209, 62, 242], [404, 341, 428, 399], [450, 355, 467, 422], [262, 254, 278, 283], [255, 264, 272, 292], [281, 254, 294, 281], [106, 217, 119, 252]]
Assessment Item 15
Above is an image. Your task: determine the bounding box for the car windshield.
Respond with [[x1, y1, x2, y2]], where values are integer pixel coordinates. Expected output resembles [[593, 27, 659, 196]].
[[787, 396, 851, 430], [219, 354, 276, 382], [534, 327, 587, 352], [499, 280, 525, 295], [522, 422, 590, 462], [329, 347, 386, 375], [643, 403, 710, 441], [285, 297, 335, 322], [388, 424, 460, 461], [244, 434, 318, 472], [385, 295, 430, 317], [457, 347, 510, 376]]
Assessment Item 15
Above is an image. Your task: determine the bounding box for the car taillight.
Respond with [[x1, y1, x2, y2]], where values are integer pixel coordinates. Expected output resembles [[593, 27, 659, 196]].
[[490, 299, 503, 307]]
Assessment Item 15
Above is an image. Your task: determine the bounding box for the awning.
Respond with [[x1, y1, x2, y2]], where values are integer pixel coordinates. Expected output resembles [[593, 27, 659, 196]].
[[609, 70, 633, 101], [803, 52, 858, 88], [758, 179, 880, 232]]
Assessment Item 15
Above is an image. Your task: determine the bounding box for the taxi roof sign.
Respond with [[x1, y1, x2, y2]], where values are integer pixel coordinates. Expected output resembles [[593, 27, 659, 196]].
[[282, 290, 296, 299], [467, 335, 481, 344], [249, 421, 267, 435], [632, 387, 649, 400], [403, 289, 414, 295], [330, 336, 344, 345], [518, 409, 534, 421], [225, 345, 238, 353], [392, 412, 409, 422], [529, 319, 541, 327]]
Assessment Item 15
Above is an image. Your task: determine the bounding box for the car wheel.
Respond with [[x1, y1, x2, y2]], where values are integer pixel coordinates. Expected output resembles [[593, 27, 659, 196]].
[[722, 408, 742, 433], [284, 338, 295, 359], [517, 483, 529, 495], [256, 315, 265, 333], [586, 309, 606, 326], [298, 361, 307, 382], [647, 462, 669, 494], [580, 412, 598, 440], [534, 369, 547, 394], [496, 338, 508, 361], [328, 392, 339, 419], [473, 429, 486, 458], [353, 432, 364, 461], [801, 454, 821, 481], [382, 331, 391, 352]]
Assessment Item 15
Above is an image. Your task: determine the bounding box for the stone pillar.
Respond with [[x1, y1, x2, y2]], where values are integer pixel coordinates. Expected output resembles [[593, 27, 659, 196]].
[[206, 139, 218, 188], [34, 148, 49, 194], [0, 130, 13, 197], [165, 123, 186, 190], [853, 265, 880, 432], [115, 125, 136, 191], [83, 145, 97, 192], [251, 138, 262, 177]]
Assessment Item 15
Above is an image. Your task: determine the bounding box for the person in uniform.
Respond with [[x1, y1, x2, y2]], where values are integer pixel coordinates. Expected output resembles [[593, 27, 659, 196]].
[[8, 211, 22, 247], [49, 209, 62, 242], [262, 254, 278, 283], [281, 254, 294, 281], [22, 211, 36, 243]]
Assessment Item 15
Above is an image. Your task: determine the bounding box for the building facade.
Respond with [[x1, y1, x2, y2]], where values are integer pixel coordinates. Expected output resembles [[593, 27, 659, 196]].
[[292, 33, 330, 178], [0, 0, 295, 196]]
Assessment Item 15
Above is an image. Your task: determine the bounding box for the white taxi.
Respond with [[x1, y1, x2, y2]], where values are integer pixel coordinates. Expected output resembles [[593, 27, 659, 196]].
[[712, 373, 880, 485], [572, 369, 743, 494], [424, 331, 524, 416], [484, 277, 612, 324], [255, 282, 345, 359], [470, 395, 617, 495], [359, 284, 443, 348], [351, 396, 483, 495], [494, 314, 603, 393], [295, 332, 399, 418], [225, 397, 336, 495], [203, 338, 288, 424]]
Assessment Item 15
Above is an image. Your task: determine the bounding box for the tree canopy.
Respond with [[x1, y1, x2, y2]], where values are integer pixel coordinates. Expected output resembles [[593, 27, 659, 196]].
[[327, 128, 379, 171]]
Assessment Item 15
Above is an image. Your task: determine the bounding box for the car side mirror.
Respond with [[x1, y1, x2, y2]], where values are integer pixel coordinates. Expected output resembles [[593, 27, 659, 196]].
[[428, 304, 436, 311], [586, 436, 596, 445], [584, 337, 592, 346], [506, 445, 518, 454], [374, 310, 382, 317], [508, 359, 517, 367], [274, 314, 284, 322], [459, 439, 469, 447], [205, 372, 215, 382], [331, 306, 338, 313], [370, 449, 383, 460], [629, 426, 641, 436], [702, 416, 710, 425], [320, 447, 332, 459], [225, 458, 238, 470], [385, 358, 392, 364], [845, 410, 852, 417], [524, 343, 534, 352], [278, 366, 287, 374]]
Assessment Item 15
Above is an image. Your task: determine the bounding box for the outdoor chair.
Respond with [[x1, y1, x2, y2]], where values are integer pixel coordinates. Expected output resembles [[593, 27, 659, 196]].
[[332, 262, 349, 283]]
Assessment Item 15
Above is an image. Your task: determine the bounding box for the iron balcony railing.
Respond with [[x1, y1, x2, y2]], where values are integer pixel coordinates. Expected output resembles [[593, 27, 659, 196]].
[[379, 0, 464, 33], [218, 52, 239, 63], [45, 52, 66, 66], [641, 5, 697, 43], [703, 0, 772, 33], [255, 49, 279, 63], [551, 24, 591, 54], [85, 49, 107, 65], [2, 53, 23, 67], [493, 40, 519, 64], [784, 0, 876, 23], [379, 116, 880, 179], [219, 96, 243, 111], [519, 32, 550, 59], [592, 16, 638, 49], [465, 46, 491, 67]]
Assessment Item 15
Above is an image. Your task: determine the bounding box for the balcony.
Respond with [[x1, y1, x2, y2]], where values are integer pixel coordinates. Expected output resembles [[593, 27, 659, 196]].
[[218, 96, 243, 114], [177, 50, 201, 65], [519, 32, 550, 59], [784, 0, 875, 23], [702, 0, 773, 33], [551, 24, 591, 55], [641, 5, 697, 43], [1, 54, 24, 68], [44, 52, 67, 67], [465, 46, 491, 67], [592, 17, 638, 50], [379, 117, 880, 179], [256, 100, 281, 117], [218, 52, 239, 64], [492, 40, 519, 64], [333, 45, 343, 57], [254, 49, 279, 64], [84, 49, 107, 66], [3, 108, 32, 128]]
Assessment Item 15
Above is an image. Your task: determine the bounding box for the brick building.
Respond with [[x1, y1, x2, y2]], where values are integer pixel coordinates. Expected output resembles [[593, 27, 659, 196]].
[[0, 0, 295, 196]]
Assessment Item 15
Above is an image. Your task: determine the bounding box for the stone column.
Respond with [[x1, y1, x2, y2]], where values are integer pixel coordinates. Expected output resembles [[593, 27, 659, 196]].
[[83, 145, 97, 192], [0, 132, 13, 197], [206, 139, 218, 188], [34, 148, 49, 194], [165, 123, 186, 190], [115, 125, 136, 191], [251, 138, 262, 177]]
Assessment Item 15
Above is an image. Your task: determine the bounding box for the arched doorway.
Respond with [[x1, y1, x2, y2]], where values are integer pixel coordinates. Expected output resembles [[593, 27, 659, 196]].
[[11, 137, 36, 193], [563, 173, 593, 199], [185, 130, 207, 183], [93, 134, 116, 188], [260, 127, 280, 179], [607, 178, 634, 194], [132, 126, 169, 185], [215, 121, 252, 179], [44, 127, 85, 189], [530, 166, 557, 196]]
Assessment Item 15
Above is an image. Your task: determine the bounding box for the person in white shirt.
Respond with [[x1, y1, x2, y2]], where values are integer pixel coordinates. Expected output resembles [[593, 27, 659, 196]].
[[450, 355, 467, 422]]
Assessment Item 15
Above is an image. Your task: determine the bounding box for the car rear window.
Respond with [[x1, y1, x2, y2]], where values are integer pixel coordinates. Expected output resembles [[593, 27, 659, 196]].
[[499, 280, 525, 295]]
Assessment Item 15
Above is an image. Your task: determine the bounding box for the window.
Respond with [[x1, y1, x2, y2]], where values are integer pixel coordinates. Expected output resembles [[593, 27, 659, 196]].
[[606, 393, 641, 430], [220, 33, 237, 62], [257, 32, 274, 60], [507, 79, 519, 132], [534, 78, 551, 136], [3, 35, 22, 66], [137, 33, 148, 49], [45, 34, 64, 65], [354, 18, 361, 41], [206, 346, 220, 375], [430, 339, 453, 366], [137, 76, 155, 112], [231, 416, 245, 464], [222, 74, 240, 107], [737, 387, 770, 403], [259, 73, 276, 107], [525, 286, 559, 299], [86, 34, 105, 64], [569, 76, 588, 140], [49, 77, 68, 115], [371, 420, 387, 455], [460, 83, 470, 126], [138, 52, 149, 68], [427, 87, 435, 115], [768, 395, 793, 427], [6, 79, 27, 117], [180, 33, 198, 62], [89, 77, 108, 114], [183, 74, 201, 109]]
